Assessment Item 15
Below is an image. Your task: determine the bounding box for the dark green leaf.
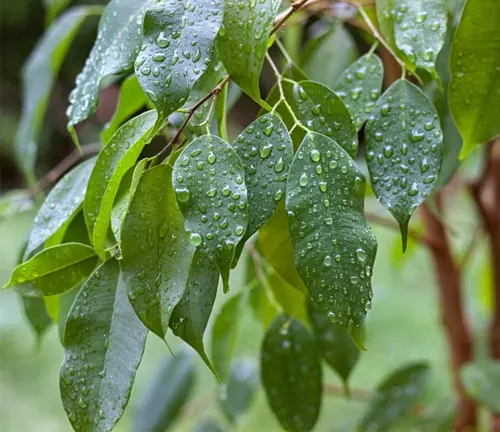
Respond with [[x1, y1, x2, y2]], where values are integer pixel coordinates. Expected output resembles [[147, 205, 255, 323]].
[[261, 314, 322, 432], [286, 132, 377, 343], [4, 243, 98, 296], [461, 361, 500, 413], [449, 0, 500, 158], [57, 285, 81, 344], [0, 190, 34, 222], [335, 54, 384, 131], [133, 349, 196, 432], [365, 79, 443, 249], [173, 135, 248, 293], [360, 362, 430, 432], [60, 259, 147, 432], [217, 0, 281, 102], [135, 0, 223, 124], [21, 296, 53, 342], [121, 164, 195, 339]]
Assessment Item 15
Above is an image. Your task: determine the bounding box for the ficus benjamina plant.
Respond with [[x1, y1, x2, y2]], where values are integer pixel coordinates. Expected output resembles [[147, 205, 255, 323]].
[[3, 0, 500, 430]]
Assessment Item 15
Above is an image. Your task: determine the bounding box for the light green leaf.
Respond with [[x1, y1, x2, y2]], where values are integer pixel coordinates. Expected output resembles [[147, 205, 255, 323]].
[[25, 158, 96, 259], [0, 190, 34, 223], [57, 286, 81, 344], [121, 164, 195, 339], [215, 83, 229, 141], [60, 259, 147, 432], [43, 0, 72, 23], [335, 54, 384, 131], [4, 243, 98, 296], [84, 110, 157, 259], [266, 271, 308, 323], [290, 80, 358, 158], [461, 361, 500, 413], [286, 132, 377, 341], [135, 0, 223, 125], [173, 135, 248, 293], [110, 167, 134, 244], [21, 296, 53, 343], [449, 0, 500, 158], [193, 418, 226, 432], [261, 314, 322, 432], [217, 0, 281, 102], [365, 79, 443, 250]]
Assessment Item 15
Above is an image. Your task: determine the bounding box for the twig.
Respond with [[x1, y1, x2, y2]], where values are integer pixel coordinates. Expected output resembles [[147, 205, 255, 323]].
[[272, 0, 316, 34], [323, 383, 371, 401]]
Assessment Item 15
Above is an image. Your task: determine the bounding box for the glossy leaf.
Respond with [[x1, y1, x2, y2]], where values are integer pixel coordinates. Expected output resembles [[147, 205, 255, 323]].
[[360, 362, 430, 431], [365, 79, 443, 249], [449, 0, 500, 158], [173, 135, 248, 293], [290, 80, 358, 158], [121, 164, 195, 339], [461, 361, 500, 413], [335, 54, 384, 131], [135, 0, 223, 124], [84, 110, 157, 259], [4, 243, 98, 297], [261, 314, 322, 432], [60, 259, 147, 432], [217, 0, 281, 102], [109, 167, 134, 244], [25, 158, 96, 259], [132, 349, 196, 432], [286, 132, 377, 341]]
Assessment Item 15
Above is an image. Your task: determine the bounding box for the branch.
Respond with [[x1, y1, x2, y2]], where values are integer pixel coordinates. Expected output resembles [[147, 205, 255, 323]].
[[323, 383, 371, 401]]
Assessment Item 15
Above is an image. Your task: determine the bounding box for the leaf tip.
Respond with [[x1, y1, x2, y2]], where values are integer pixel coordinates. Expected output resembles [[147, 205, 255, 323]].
[[348, 325, 367, 351], [399, 222, 409, 253]]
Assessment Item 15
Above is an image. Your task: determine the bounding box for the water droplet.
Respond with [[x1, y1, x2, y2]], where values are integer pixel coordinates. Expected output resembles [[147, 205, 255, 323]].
[[190, 233, 202, 246]]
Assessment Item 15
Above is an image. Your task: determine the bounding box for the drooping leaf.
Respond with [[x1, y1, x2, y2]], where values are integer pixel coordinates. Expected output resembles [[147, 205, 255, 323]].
[[0, 190, 34, 222], [21, 296, 53, 343], [461, 361, 500, 413], [261, 314, 322, 432], [217, 0, 281, 102], [121, 164, 195, 339], [360, 362, 430, 431], [286, 132, 377, 343], [60, 259, 147, 432], [132, 349, 196, 432], [135, 0, 223, 125], [215, 82, 229, 141], [365, 79, 443, 250], [290, 80, 358, 158], [4, 243, 98, 296], [218, 358, 258, 424], [172, 135, 249, 293], [266, 270, 308, 323], [335, 54, 384, 131], [43, 0, 72, 23], [84, 110, 157, 259], [449, 0, 500, 158], [25, 158, 96, 259], [231, 113, 293, 263], [57, 285, 81, 344]]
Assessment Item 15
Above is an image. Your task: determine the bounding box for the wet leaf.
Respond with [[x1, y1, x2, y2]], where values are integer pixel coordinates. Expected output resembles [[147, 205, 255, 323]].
[[132, 349, 196, 432], [21, 296, 53, 343], [121, 164, 195, 339], [449, 0, 500, 158], [217, 0, 281, 102], [57, 286, 81, 344], [173, 135, 248, 293], [60, 259, 147, 432], [135, 0, 223, 125], [461, 361, 500, 413], [335, 54, 384, 131], [365, 79, 443, 250], [261, 314, 322, 432], [110, 167, 134, 244], [286, 132, 377, 341], [84, 110, 157, 259], [4, 243, 98, 297]]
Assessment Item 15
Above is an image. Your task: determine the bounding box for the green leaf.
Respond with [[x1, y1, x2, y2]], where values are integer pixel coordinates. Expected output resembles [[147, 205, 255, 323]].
[[266, 270, 308, 323], [231, 114, 293, 263], [365, 79, 443, 250], [60, 259, 147, 432], [211, 292, 245, 380], [218, 358, 258, 424], [16, 7, 94, 180], [286, 132, 377, 340], [193, 418, 226, 432], [173, 135, 249, 293], [25, 158, 96, 259], [461, 361, 500, 413], [43, 0, 72, 23], [0, 190, 34, 222], [308, 302, 360, 391], [449, 0, 500, 158], [290, 80, 358, 158], [335, 54, 384, 131], [135, 0, 223, 125], [133, 349, 196, 432], [121, 164, 195, 339], [21, 296, 53, 343], [101, 76, 148, 144], [170, 250, 219, 372], [4, 243, 98, 296], [360, 362, 430, 431], [217, 0, 281, 102], [110, 167, 134, 244], [215, 83, 229, 141], [57, 286, 81, 344], [261, 314, 322, 432], [84, 110, 157, 259]]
